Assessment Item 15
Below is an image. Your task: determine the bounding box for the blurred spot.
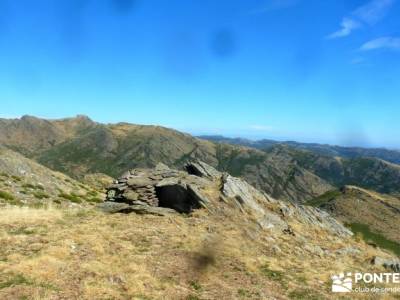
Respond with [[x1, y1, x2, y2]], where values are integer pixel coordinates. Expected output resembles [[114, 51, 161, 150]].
[[110, 0, 137, 14], [210, 29, 236, 58], [0, 0, 8, 35], [290, 43, 322, 81], [335, 124, 371, 147], [58, 0, 90, 61], [164, 32, 206, 78], [191, 235, 220, 275]]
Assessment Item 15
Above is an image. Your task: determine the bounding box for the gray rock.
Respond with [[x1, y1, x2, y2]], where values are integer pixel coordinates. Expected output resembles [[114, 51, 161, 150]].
[[185, 161, 221, 178], [127, 177, 153, 187], [222, 174, 265, 215], [123, 190, 139, 201], [257, 211, 286, 230], [156, 178, 180, 187], [123, 205, 177, 216], [335, 247, 361, 256], [155, 162, 170, 171], [97, 202, 131, 213], [187, 184, 211, 209], [286, 203, 353, 238], [372, 256, 400, 272]]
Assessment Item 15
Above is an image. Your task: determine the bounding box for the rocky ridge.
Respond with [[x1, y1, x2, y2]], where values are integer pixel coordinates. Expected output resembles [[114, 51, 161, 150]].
[[100, 160, 352, 238]]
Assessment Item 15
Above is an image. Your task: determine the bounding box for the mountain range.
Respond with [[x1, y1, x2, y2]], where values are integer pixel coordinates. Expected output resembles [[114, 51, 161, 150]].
[[1, 115, 400, 298], [1, 115, 400, 204], [200, 135, 400, 164]]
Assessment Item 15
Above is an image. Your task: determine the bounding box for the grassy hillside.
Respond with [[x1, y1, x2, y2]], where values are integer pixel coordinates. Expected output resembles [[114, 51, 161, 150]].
[[307, 185, 400, 254], [0, 148, 103, 207], [0, 198, 396, 299]]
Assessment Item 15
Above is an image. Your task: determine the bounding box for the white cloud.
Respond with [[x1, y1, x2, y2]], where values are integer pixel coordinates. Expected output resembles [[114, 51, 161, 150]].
[[354, 0, 395, 24], [360, 37, 400, 50], [327, 18, 361, 39], [249, 125, 273, 131], [327, 0, 395, 39]]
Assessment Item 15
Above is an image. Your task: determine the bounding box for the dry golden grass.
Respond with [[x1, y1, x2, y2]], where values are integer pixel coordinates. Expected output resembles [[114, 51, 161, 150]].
[[0, 206, 62, 225], [0, 206, 398, 300]]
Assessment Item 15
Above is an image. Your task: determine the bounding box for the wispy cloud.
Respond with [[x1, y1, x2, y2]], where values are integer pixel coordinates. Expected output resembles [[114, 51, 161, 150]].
[[360, 36, 400, 50], [249, 125, 273, 131], [354, 0, 395, 24], [327, 0, 395, 39], [327, 18, 361, 39]]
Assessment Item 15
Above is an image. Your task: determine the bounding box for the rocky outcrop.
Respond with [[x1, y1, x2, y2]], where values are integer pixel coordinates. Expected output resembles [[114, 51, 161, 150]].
[[99, 160, 352, 239], [185, 160, 221, 179], [372, 256, 400, 272], [100, 162, 212, 214]]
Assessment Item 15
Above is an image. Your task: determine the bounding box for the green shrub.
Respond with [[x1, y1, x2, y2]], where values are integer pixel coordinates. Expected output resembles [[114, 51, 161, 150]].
[[22, 183, 36, 189], [59, 192, 82, 203], [260, 264, 285, 282], [0, 190, 14, 201], [189, 281, 202, 291], [0, 274, 32, 289], [11, 175, 22, 182], [22, 183, 45, 190], [86, 190, 98, 197], [33, 191, 50, 199], [85, 197, 103, 203]]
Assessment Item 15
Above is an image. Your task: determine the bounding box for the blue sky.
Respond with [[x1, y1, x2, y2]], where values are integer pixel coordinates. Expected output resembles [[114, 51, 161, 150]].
[[0, 0, 399, 148]]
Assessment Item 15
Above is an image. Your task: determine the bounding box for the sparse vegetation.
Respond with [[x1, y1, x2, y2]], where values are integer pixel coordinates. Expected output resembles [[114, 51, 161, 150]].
[[288, 289, 323, 300]]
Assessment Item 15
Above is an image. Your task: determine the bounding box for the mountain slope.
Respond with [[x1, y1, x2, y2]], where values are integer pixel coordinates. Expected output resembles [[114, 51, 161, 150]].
[[284, 146, 400, 195], [0, 115, 96, 156], [307, 185, 400, 254], [0, 147, 103, 206]]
